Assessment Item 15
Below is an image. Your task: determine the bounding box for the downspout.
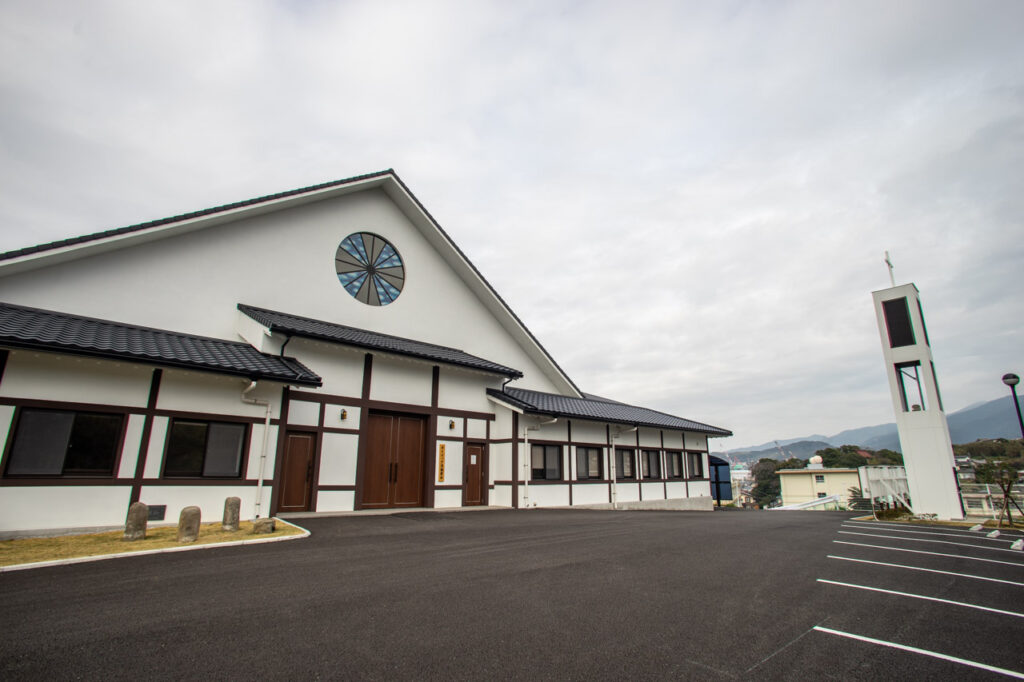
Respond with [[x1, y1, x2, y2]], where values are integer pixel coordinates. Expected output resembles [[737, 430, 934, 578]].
[[609, 425, 638, 510], [522, 416, 557, 509], [242, 380, 273, 519]]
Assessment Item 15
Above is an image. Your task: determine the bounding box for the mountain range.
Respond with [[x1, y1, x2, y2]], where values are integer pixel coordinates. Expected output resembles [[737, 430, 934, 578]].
[[716, 394, 1023, 464]]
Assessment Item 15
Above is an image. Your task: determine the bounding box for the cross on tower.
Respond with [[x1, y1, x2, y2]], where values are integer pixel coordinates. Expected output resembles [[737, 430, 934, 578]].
[[884, 251, 895, 287]]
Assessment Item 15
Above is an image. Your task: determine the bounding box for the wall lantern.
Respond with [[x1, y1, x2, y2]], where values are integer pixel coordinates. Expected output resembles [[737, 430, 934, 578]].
[[341, 409, 348, 421], [449, 419, 456, 429]]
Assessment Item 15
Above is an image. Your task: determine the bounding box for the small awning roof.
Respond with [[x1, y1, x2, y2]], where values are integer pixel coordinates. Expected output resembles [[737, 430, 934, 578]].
[[0, 301, 322, 386], [238, 303, 523, 379], [487, 387, 732, 437]]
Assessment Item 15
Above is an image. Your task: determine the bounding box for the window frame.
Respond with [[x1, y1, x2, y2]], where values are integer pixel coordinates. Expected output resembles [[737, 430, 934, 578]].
[[162, 418, 249, 479], [575, 446, 603, 480], [665, 451, 684, 479], [641, 449, 661, 479], [615, 448, 636, 480], [687, 451, 704, 479], [530, 443, 563, 481], [3, 407, 125, 478], [814, 474, 825, 483]]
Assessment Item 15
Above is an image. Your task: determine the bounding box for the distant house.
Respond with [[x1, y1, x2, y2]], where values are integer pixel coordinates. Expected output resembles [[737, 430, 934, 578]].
[[0, 170, 731, 534], [777, 459, 860, 509]]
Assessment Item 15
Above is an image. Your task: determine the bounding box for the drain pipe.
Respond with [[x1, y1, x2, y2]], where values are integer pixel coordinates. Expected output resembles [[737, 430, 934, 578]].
[[242, 380, 273, 519], [522, 416, 557, 508], [609, 425, 637, 510]]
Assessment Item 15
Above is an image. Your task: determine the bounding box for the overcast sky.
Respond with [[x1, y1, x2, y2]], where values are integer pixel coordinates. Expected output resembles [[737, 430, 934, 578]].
[[1, 1, 1022, 450]]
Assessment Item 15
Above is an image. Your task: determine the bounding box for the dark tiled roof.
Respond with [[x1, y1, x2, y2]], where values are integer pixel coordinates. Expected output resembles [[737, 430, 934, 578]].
[[0, 170, 394, 262], [238, 304, 523, 379], [0, 302, 322, 386], [487, 387, 732, 437]]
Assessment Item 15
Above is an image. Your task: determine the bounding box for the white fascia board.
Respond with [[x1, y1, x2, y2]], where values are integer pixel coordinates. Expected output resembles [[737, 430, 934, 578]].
[[381, 181, 582, 398], [487, 393, 525, 414], [0, 175, 391, 278]]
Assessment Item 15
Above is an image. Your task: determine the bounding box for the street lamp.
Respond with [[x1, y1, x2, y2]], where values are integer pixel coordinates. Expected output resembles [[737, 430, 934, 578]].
[[1003, 373, 1024, 439]]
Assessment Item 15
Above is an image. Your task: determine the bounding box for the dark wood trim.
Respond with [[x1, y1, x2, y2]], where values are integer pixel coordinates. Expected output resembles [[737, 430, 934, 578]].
[[0, 349, 8, 388], [431, 366, 439, 407], [321, 426, 361, 435], [288, 389, 361, 405], [353, 354, 372, 510], [488, 437, 515, 445], [435, 484, 463, 491], [426, 412, 437, 509], [636, 429, 642, 501], [130, 368, 163, 504], [567, 420, 573, 505], [270, 386, 290, 515], [317, 484, 357, 492], [512, 412, 519, 509], [606, 424, 612, 500]]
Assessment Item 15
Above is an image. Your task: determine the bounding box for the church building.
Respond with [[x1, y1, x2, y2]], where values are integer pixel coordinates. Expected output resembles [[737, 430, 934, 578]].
[[0, 170, 730, 533]]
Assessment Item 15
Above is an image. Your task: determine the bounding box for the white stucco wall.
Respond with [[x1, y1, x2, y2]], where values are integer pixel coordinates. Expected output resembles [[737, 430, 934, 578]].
[[572, 483, 610, 505], [0, 487, 133, 532], [370, 356, 432, 406], [0, 351, 151, 407], [317, 433, 359, 486], [316, 490, 355, 512]]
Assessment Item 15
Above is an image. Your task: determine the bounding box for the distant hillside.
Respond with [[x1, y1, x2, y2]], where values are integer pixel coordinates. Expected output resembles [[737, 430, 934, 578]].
[[717, 394, 1022, 463]]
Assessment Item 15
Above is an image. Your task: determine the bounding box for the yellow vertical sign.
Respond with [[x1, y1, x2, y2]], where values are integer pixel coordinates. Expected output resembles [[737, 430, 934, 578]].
[[438, 444, 446, 482]]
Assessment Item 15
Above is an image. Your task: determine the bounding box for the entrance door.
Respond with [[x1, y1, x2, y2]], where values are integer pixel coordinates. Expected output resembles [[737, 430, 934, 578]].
[[464, 444, 485, 506], [362, 413, 426, 509], [279, 432, 315, 512]]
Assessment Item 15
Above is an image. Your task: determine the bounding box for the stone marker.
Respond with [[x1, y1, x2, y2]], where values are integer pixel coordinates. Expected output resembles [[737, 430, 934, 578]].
[[177, 506, 201, 543], [123, 502, 148, 541], [252, 517, 275, 534], [222, 497, 241, 532]]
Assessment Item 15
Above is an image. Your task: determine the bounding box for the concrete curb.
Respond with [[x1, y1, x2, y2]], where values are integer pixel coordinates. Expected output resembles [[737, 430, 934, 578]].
[[0, 518, 310, 573]]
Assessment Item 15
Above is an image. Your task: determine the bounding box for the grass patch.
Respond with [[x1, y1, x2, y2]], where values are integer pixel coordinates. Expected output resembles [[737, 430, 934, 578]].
[[0, 520, 305, 568]]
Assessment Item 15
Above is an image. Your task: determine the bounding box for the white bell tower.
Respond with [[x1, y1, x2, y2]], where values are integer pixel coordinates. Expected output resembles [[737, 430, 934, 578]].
[[871, 262, 964, 520]]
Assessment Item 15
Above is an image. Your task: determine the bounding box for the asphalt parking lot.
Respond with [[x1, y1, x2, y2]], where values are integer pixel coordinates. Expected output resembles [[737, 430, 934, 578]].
[[1, 509, 1022, 680]]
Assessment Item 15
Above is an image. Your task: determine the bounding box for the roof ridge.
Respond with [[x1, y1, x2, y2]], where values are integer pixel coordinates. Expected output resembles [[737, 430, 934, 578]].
[[238, 303, 476, 355], [0, 169, 395, 262], [0, 300, 263, 347]]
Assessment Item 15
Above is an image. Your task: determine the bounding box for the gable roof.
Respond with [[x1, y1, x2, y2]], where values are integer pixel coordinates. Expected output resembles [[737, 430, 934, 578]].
[[487, 387, 732, 437], [0, 170, 580, 397], [0, 301, 322, 386], [238, 304, 522, 378]]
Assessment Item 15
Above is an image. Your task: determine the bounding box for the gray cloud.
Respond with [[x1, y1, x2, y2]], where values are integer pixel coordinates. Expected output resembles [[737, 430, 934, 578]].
[[2, 0, 1022, 447]]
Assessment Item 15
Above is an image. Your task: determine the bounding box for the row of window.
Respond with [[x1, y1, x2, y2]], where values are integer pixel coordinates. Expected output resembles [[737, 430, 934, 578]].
[[531, 445, 704, 482], [3, 408, 247, 479]]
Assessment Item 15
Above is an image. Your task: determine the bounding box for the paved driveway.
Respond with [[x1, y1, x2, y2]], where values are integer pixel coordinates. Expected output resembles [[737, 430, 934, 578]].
[[1, 509, 1021, 680]]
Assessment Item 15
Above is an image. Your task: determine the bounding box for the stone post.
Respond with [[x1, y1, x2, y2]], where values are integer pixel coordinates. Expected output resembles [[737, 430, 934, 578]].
[[177, 506, 201, 543], [222, 497, 241, 532], [124, 502, 148, 541]]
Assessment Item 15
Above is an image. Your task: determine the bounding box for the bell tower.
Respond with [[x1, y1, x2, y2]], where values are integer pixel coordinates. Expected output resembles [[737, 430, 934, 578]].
[[872, 267, 963, 519]]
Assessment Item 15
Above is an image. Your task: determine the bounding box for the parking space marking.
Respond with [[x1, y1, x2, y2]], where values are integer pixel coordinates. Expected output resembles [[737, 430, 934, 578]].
[[842, 522, 1019, 544], [847, 520, 1024, 538], [813, 626, 1024, 679], [833, 540, 1024, 567], [838, 530, 1024, 554], [827, 555, 1024, 587], [817, 578, 1024, 618]]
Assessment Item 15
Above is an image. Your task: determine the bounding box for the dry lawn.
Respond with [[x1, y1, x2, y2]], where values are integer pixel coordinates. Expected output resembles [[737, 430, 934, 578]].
[[0, 520, 305, 568]]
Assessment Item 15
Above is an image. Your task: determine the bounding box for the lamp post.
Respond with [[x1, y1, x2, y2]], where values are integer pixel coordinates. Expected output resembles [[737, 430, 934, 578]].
[[1003, 373, 1024, 440]]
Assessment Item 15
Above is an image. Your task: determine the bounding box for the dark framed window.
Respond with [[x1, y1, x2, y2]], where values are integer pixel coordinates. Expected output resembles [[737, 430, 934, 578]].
[[666, 452, 684, 478], [895, 361, 926, 412], [576, 447, 602, 480], [814, 474, 825, 483], [615, 448, 635, 480], [530, 444, 562, 481], [5, 408, 123, 477], [641, 450, 661, 479], [164, 420, 247, 478], [687, 452, 704, 478], [882, 297, 916, 348]]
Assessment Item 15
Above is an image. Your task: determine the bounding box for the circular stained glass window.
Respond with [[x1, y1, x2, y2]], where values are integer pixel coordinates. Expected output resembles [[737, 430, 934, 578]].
[[335, 232, 405, 306]]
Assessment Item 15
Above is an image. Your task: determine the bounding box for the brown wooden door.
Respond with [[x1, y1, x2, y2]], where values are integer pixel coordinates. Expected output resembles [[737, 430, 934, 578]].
[[464, 444, 485, 506], [279, 432, 315, 512], [362, 413, 426, 509]]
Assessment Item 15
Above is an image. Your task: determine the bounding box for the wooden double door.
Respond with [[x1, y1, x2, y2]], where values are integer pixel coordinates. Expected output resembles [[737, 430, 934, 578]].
[[362, 413, 426, 509]]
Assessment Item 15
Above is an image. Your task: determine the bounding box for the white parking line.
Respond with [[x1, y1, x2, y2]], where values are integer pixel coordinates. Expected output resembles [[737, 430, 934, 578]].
[[843, 522, 1016, 544], [833, 540, 1024, 567], [817, 578, 1024, 618], [838, 530, 1024, 554], [827, 555, 1024, 587], [847, 520, 1024, 538], [813, 626, 1024, 679]]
